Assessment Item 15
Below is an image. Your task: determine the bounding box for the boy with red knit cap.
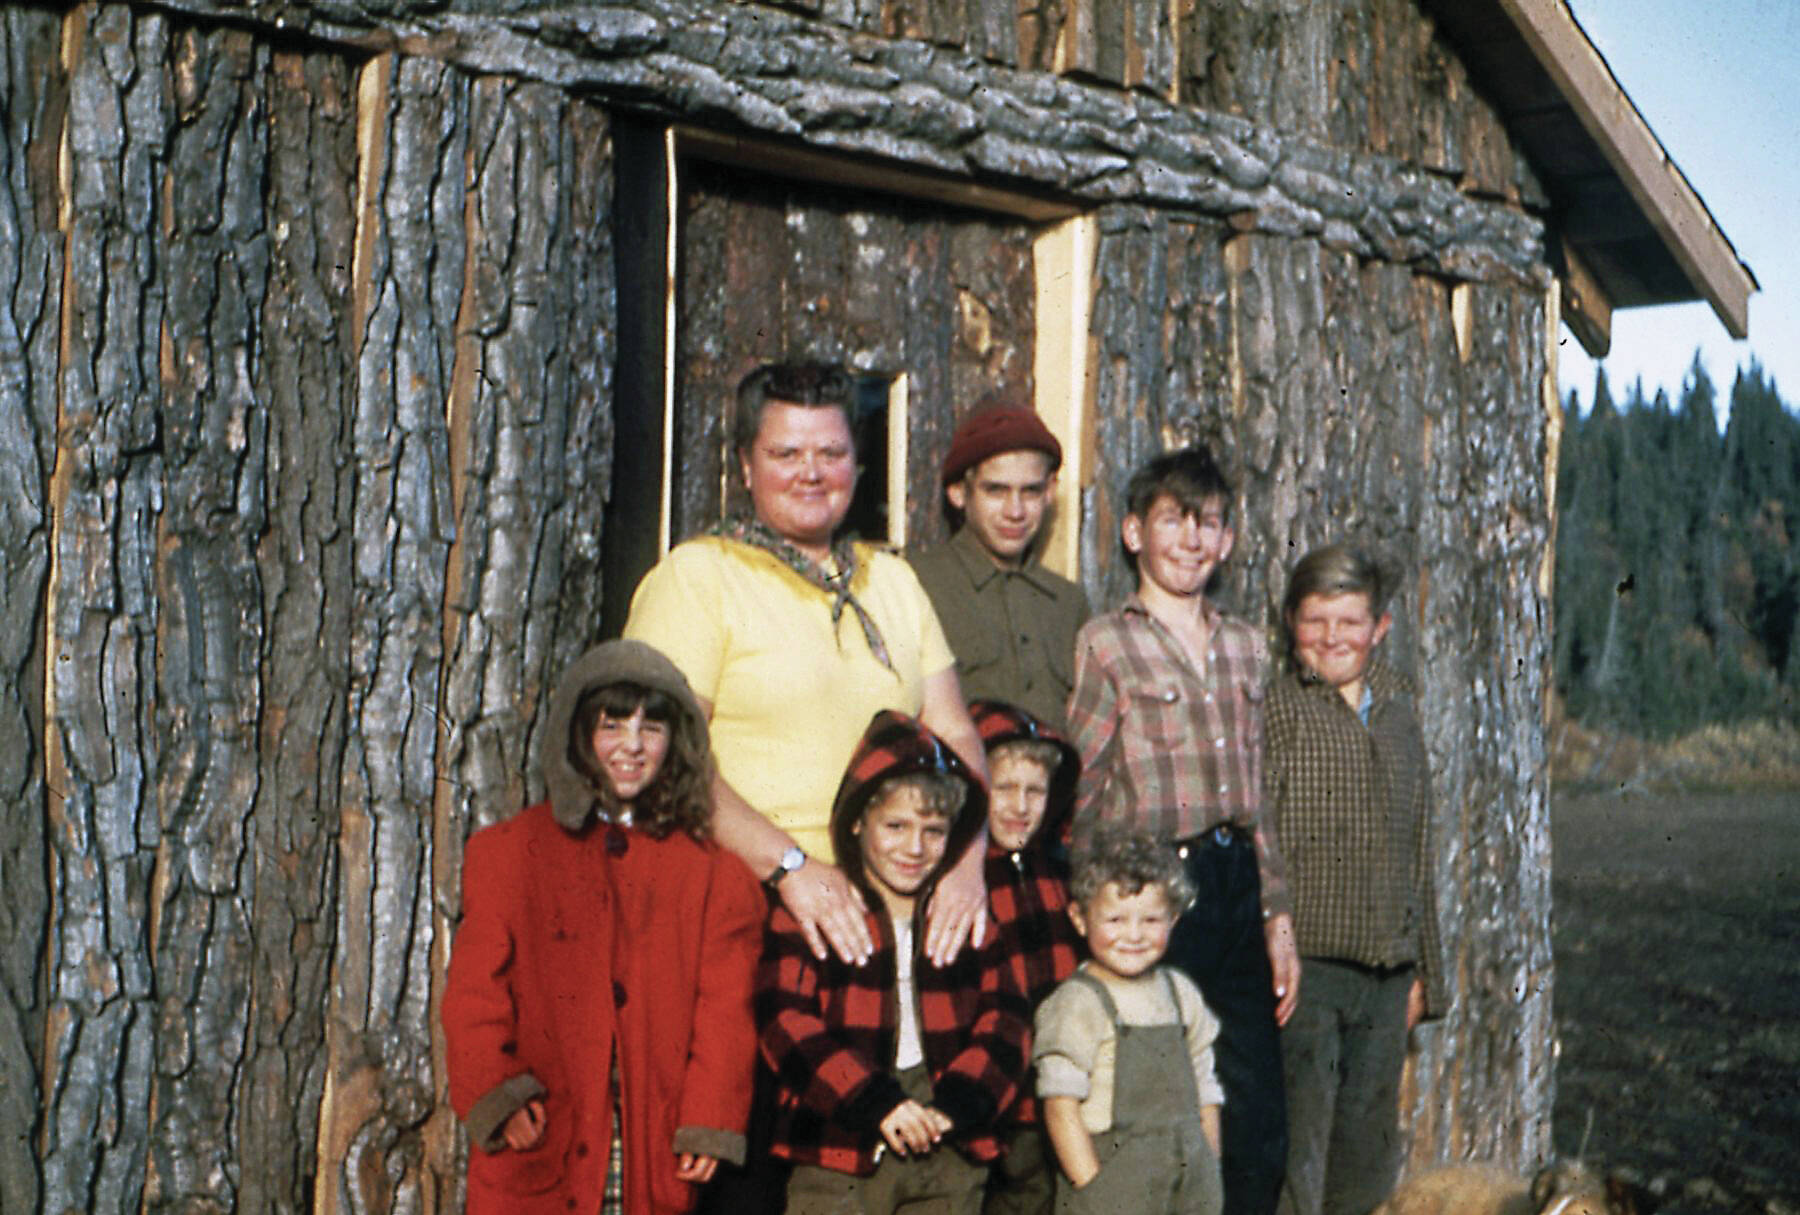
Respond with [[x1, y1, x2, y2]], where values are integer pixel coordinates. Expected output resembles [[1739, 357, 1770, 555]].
[[910, 397, 1090, 733]]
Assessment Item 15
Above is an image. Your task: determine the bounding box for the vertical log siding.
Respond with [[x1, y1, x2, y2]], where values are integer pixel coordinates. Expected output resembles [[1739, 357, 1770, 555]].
[[2, 0, 1559, 1209], [14, 12, 620, 1212]]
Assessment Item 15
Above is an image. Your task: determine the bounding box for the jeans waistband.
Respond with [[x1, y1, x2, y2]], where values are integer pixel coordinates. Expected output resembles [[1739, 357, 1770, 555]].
[[1174, 822, 1248, 858]]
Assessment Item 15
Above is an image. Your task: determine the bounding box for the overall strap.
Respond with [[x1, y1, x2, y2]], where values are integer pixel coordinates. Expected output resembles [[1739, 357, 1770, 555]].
[[1159, 966, 1186, 1030], [1068, 968, 1123, 1027]]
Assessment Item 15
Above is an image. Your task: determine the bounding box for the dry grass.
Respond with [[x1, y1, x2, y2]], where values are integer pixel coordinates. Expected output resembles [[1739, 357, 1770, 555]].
[[1549, 706, 1800, 791]]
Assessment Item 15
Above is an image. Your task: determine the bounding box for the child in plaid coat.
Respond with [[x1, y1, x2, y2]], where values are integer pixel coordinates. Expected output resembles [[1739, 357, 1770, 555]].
[[758, 710, 1032, 1215], [969, 700, 1085, 1215]]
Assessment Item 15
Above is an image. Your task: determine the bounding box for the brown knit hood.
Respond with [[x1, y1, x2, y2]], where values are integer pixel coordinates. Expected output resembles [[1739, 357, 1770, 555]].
[[541, 639, 712, 832]]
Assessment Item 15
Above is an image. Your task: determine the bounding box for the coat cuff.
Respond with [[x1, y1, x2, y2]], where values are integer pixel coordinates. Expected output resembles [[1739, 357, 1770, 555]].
[[931, 1073, 998, 1133], [839, 1073, 909, 1136], [672, 1125, 747, 1167], [465, 1072, 548, 1152]]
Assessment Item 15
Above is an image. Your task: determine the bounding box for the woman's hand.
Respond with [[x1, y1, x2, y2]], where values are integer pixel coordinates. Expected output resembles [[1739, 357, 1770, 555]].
[[779, 858, 874, 965], [675, 1152, 719, 1183], [924, 834, 988, 966], [1405, 976, 1426, 1031], [878, 1100, 952, 1157], [501, 1099, 547, 1151]]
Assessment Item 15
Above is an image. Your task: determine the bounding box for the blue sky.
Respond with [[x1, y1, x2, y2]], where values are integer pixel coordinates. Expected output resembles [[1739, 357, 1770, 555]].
[[1555, 0, 1799, 416]]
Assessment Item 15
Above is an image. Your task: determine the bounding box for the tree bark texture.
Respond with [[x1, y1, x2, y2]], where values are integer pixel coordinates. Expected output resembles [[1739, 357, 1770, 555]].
[[12, 9, 619, 1212], [141, 0, 1549, 292], [0, 10, 64, 1213], [671, 161, 1035, 549], [3, 1, 1557, 1210], [1083, 207, 1555, 1168]]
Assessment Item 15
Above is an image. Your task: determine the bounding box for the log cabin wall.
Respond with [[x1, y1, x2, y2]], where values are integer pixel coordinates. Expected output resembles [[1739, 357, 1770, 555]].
[[0, 0, 1555, 1210]]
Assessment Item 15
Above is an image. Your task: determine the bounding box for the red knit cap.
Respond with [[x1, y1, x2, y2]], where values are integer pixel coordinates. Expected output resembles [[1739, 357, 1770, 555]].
[[940, 401, 1063, 487]]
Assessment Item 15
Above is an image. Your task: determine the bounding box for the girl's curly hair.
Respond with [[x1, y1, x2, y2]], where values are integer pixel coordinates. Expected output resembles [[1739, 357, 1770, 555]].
[[1071, 824, 1195, 913], [568, 681, 712, 841]]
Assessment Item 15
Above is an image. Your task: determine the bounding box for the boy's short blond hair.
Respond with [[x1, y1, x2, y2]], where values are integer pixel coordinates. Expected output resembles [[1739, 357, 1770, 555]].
[[989, 737, 1064, 777], [865, 770, 967, 821], [1072, 825, 1195, 913]]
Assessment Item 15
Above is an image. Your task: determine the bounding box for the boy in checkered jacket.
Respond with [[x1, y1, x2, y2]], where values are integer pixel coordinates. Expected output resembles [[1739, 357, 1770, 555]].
[[968, 700, 1085, 1215], [757, 710, 1032, 1215]]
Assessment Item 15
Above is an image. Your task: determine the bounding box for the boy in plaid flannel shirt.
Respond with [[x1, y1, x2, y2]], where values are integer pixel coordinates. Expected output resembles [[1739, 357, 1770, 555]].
[[758, 710, 1032, 1214], [968, 699, 1085, 1215]]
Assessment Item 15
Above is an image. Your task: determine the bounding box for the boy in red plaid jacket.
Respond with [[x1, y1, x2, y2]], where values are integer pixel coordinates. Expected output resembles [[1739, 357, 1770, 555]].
[[758, 710, 1031, 1215], [969, 700, 1085, 1215]]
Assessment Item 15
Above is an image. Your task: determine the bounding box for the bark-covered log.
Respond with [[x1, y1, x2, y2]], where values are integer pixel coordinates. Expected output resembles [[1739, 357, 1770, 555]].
[[42, 8, 171, 1211], [240, 45, 360, 1215], [320, 52, 466, 1215], [147, 23, 272, 1211], [137, 0, 1550, 292], [0, 9, 64, 1211]]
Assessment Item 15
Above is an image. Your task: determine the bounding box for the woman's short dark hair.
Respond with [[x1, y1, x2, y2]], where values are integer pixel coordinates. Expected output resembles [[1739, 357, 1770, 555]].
[[733, 362, 857, 456], [568, 681, 712, 841]]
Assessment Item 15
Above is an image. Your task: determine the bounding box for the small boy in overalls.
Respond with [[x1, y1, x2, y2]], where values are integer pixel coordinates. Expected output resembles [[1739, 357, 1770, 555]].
[[1033, 827, 1224, 1214]]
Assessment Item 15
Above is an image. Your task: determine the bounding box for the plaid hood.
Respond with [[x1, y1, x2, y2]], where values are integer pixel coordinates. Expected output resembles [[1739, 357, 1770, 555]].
[[968, 699, 1079, 854], [541, 639, 712, 832], [828, 710, 987, 910]]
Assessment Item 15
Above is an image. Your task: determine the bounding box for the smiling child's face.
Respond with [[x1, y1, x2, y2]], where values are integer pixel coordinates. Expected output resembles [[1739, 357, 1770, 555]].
[[854, 783, 952, 917], [589, 705, 670, 802], [987, 749, 1051, 852], [1070, 880, 1175, 983]]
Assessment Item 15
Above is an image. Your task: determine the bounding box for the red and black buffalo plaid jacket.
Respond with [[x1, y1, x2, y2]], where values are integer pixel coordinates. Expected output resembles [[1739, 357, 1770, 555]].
[[972, 699, 1086, 1125], [757, 710, 1031, 1176]]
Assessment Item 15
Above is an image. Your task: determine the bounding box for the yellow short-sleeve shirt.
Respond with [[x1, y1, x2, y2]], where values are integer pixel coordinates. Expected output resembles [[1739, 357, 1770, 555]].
[[623, 536, 955, 858]]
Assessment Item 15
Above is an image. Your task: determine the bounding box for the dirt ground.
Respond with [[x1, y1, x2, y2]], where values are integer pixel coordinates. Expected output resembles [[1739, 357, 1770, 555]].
[[1552, 789, 1800, 1213]]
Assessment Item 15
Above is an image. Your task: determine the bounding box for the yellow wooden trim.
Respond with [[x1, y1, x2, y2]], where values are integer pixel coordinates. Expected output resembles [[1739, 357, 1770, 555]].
[[660, 125, 679, 557], [1032, 215, 1099, 581], [887, 374, 911, 549]]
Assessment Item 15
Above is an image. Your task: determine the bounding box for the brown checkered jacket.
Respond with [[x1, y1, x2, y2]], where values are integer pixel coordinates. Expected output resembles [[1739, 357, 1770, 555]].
[[1264, 657, 1446, 1016]]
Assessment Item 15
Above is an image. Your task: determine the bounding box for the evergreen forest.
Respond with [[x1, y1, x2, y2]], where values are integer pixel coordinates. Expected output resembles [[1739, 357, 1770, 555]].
[[1554, 359, 1800, 736]]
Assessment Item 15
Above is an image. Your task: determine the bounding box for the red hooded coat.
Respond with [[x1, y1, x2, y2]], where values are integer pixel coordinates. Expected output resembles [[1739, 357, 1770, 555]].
[[443, 640, 765, 1214]]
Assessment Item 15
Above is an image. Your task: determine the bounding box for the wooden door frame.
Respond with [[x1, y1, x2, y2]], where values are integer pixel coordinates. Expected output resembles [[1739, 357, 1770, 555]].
[[603, 124, 1096, 636]]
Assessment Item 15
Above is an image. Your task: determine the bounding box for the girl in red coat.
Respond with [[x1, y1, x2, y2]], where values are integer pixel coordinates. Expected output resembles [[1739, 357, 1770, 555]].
[[444, 640, 766, 1214]]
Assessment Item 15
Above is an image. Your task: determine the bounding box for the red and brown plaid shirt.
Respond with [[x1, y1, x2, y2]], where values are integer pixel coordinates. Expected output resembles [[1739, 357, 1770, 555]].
[[985, 843, 1083, 1124], [1066, 595, 1292, 918], [757, 905, 1031, 1176]]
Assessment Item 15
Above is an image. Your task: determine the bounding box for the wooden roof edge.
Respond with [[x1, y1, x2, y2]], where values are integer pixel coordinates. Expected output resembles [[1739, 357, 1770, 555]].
[[1496, 0, 1757, 338]]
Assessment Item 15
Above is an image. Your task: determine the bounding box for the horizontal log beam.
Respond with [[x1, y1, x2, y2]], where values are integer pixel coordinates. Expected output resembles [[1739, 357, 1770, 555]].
[[141, 0, 1549, 290]]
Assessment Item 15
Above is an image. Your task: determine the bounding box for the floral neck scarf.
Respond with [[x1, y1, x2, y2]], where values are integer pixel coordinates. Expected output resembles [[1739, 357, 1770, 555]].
[[710, 515, 896, 674]]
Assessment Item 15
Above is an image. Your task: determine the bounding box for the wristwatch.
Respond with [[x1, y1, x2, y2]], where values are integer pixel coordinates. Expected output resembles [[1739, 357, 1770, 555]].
[[764, 845, 807, 888]]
